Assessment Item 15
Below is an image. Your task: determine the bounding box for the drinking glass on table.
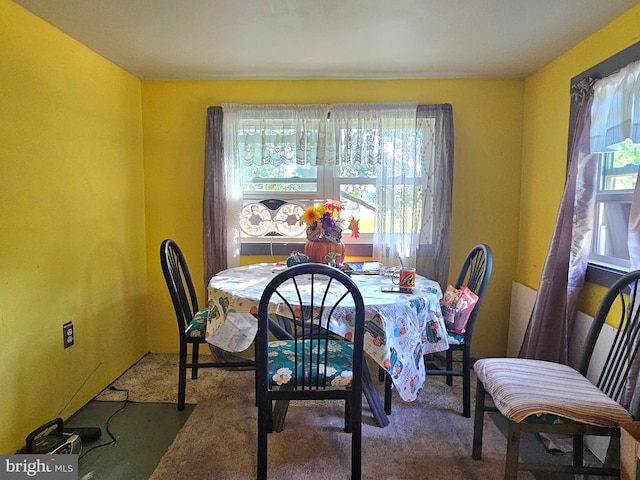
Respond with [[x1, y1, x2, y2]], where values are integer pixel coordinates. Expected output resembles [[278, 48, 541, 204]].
[[380, 266, 399, 277]]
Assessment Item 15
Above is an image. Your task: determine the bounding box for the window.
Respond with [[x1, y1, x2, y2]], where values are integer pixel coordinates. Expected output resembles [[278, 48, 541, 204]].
[[234, 105, 425, 247], [204, 103, 452, 284], [568, 42, 640, 286], [590, 140, 640, 270]]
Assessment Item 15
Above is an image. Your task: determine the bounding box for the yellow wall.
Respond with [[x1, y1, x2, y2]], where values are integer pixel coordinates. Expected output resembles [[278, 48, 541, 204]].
[[3, 0, 639, 456], [517, 4, 640, 313], [0, 0, 147, 452], [142, 79, 525, 360]]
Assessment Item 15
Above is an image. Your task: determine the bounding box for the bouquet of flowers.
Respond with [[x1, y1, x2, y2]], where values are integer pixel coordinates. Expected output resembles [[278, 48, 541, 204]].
[[300, 199, 345, 244]]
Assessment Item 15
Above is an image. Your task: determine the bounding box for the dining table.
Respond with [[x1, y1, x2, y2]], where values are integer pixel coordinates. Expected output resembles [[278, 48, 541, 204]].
[[205, 262, 449, 428]]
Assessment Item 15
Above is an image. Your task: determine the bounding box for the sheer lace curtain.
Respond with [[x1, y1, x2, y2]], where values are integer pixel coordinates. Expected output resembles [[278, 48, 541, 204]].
[[219, 104, 330, 270], [330, 103, 453, 285], [590, 60, 640, 154], [203, 103, 453, 289], [330, 103, 420, 266]]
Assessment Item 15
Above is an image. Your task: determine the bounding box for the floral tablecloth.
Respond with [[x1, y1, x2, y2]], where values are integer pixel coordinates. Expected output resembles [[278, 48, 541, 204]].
[[206, 263, 448, 402]]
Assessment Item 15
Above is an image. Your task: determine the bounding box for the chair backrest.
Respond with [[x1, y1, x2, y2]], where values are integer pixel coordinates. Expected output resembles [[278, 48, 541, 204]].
[[256, 263, 366, 393], [453, 243, 493, 341], [577, 269, 640, 409], [160, 239, 199, 336]]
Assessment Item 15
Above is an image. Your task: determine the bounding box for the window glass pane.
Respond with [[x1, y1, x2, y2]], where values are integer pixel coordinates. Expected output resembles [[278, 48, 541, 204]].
[[593, 200, 631, 262], [601, 140, 640, 191], [340, 184, 376, 235], [339, 161, 377, 179], [590, 140, 640, 269]]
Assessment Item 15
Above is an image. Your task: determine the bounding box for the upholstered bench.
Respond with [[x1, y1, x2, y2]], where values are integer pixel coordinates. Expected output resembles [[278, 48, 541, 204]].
[[472, 269, 640, 479], [474, 358, 632, 427]]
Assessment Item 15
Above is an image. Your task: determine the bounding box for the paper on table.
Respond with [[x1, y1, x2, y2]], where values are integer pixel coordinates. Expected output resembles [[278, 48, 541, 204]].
[[344, 261, 382, 274], [207, 312, 257, 352]]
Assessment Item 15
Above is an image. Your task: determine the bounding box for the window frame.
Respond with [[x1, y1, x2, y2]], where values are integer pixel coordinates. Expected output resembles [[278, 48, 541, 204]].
[[238, 108, 426, 252], [590, 149, 638, 270]]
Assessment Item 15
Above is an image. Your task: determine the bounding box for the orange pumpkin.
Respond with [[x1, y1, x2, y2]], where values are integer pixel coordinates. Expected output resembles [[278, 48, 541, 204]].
[[304, 240, 345, 264]]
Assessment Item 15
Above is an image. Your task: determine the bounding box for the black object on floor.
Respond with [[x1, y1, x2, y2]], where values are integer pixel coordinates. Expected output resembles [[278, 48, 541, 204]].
[[64, 426, 102, 443], [19, 418, 82, 455]]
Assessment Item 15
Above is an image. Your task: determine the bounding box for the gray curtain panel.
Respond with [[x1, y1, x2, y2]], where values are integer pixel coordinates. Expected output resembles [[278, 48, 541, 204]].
[[203, 106, 228, 292], [519, 79, 597, 364], [416, 104, 454, 289]]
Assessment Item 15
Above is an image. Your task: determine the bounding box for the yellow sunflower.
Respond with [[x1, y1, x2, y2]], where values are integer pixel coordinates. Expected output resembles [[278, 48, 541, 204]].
[[301, 205, 323, 226]]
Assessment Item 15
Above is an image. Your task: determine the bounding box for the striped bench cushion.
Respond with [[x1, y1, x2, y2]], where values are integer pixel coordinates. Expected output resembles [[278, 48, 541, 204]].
[[474, 358, 632, 427]]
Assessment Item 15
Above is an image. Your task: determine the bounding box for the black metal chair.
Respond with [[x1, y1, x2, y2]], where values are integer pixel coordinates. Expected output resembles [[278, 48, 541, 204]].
[[426, 243, 493, 417], [472, 269, 640, 479], [381, 243, 493, 418], [256, 263, 365, 480], [160, 239, 254, 410]]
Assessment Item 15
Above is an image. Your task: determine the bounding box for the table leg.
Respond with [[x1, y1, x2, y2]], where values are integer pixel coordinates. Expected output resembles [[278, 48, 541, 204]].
[[362, 360, 390, 428], [271, 399, 290, 433], [384, 373, 393, 415], [209, 344, 255, 367]]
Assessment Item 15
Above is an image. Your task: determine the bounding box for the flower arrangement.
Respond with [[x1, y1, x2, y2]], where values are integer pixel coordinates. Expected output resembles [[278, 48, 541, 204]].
[[301, 199, 345, 244]]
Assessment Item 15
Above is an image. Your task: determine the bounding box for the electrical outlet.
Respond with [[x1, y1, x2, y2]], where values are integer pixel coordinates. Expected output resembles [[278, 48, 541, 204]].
[[63, 321, 74, 348]]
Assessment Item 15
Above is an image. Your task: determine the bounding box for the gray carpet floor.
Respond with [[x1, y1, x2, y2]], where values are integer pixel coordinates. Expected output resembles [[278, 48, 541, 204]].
[[71, 353, 600, 479]]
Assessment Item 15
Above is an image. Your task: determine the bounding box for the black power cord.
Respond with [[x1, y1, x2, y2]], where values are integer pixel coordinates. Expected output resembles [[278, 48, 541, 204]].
[[78, 386, 130, 460]]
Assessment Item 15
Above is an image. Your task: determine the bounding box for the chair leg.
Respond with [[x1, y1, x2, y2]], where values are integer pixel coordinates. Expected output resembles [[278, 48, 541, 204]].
[[504, 421, 521, 480], [351, 402, 362, 480], [267, 400, 274, 433], [344, 398, 352, 433], [191, 342, 199, 379], [573, 434, 584, 467], [378, 365, 385, 382], [257, 400, 269, 480], [472, 378, 485, 460], [178, 342, 188, 411], [462, 349, 471, 418], [446, 349, 453, 386], [384, 372, 393, 415]]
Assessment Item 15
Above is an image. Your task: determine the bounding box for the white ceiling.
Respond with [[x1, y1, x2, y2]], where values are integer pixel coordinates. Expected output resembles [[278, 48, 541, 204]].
[[12, 0, 640, 80]]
